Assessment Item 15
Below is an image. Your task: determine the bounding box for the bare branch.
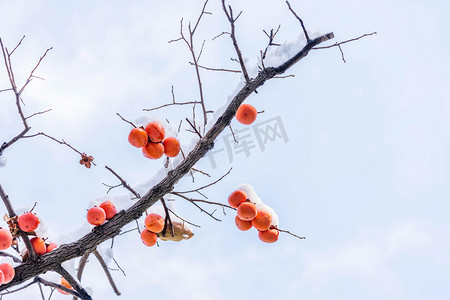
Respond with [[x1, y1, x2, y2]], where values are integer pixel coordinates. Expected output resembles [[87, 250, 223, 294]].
[[116, 113, 136, 128], [18, 47, 53, 95], [172, 192, 222, 221], [190, 62, 241, 73], [312, 32, 377, 63], [167, 208, 201, 228], [221, 0, 251, 83], [185, 118, 202, 139], [25, 109, 52, 120], [278, 228, 306, 240], [0, 251, 22, 263], [92, 250, 121, 296], [54, 265, 91, 300], [105, 166, 141, 199], [286, 1, 310, 42], [143, 101, 201, 112], [160, 198, 175, 237], [176, 168, 232, 194]]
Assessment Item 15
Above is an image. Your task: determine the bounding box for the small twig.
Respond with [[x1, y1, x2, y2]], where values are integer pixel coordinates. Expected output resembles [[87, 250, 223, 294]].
[[212, 31, 230, 40], [105, 166, 141, 199], [112, 258, 126, 277], [262, 25, 281, 59], [274, 74, 295, 79], [197, 39, 206, 61], [38, 283, 45, 300], [143, 101, 201, 112], [0, 276, 81, 298], [102, 183, 122, 194], [228, 125, 238, 143], [176, 168, 232, 194], [116, 113, 136, 128], [285, 1, 310, 42], [0, 251, 21, 263], [167, 208, 201, 228], [221, 0, 250, 83], [312, 32, 377, 63], [171, 85, 175, 103], [190, 62, 241, 73], [172, 193, 222, 221], [92, 249, 121, 296], [25, 108, 52, 120], [278, 228, 306, 240], [185, 118, 202, 139], [73, 251, 91, 300], [0, 88, 13, 93], [191, 168, 211, 177], [9, 35, 25, 56], [160, 198, 175, 237], [18, 47, 53, 95]]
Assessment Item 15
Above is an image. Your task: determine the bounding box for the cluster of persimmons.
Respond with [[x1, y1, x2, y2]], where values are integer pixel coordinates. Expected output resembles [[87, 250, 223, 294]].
[[228, 189, 279, 243], [128, 121, 180, 159]]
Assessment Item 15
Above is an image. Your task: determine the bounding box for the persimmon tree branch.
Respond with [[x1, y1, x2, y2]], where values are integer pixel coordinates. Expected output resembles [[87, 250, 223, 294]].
[[54, 265, 91, 300], [0, 31, 335, 292], [92, 249, 121, 296]]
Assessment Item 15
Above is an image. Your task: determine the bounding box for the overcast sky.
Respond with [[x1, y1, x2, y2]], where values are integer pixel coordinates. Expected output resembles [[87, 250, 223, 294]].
[[1, 0, 450, 299]]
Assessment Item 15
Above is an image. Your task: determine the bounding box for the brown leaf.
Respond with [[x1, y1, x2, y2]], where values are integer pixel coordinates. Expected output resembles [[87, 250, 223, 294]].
[[157, 222, 194, 242]]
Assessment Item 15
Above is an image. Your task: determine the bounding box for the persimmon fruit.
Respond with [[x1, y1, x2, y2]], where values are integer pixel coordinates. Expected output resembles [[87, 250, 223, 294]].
[[252, 210, 272, 231], [46, 242, 57, 253], [228, 190, 247, 208], [141, 229, 158, 247], [18, 212, 40, 232], [236, 201, 257, 221], [99, 201, 117, 220], [0, 263, 15, 284], [236, 103, 257, 125], [258, 228, 279, 243], [145, 213, 165, 233], [87, 206, 106, 226], [58, 277, 72, 295], [235, 215, 252, 231], [142, 142, 164, 159], [0, 270, 4, 285], [30, 237, 47, 255], [145, 121, 165, 143], [163, 137, 180, 157], [0, 228, 12, 250], [128, 127, 148, 148]]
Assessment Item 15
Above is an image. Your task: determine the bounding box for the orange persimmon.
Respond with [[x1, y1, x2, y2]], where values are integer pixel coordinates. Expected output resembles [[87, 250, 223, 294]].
[[128, 127, 148, 148], [236, 104, 257, 125], [58, 277, 73, 295], [258, 228, 279, 243], [163, 137, 181, 157], [18, 212, 40, 232], [46, 242, 57, 253], [236, 202, 257, 221], [87, 206, 106, 226], [99, 201, 117, 220], [0, 263, 15, 284], [0, 228, 12, 250], [251, 210, 272, 231], [228, 190, 247, 208], [30, 237, 47, 255], [145, 213, 165, 233], [142, 142, 164, 159], [235, 215, 252, 231], [141, 229, 158, 247], [145, 122, 165, 143]]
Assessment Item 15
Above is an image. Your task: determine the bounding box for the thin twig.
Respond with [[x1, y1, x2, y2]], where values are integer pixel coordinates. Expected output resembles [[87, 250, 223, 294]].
[[54, 265, 91, 300], [286, 1, 310, 42], [0, 251, 22, 263], [172, 192, 222, 221], [190, 62, 241, 73], [0, 276, 81, 298], [25, 109, 52, 120], [92, 250, 121, 296], [167, 208, 201, 228], [176, 168, 232, 194], [18, 47, 53, 95], [116, 113, 136, 128], [105, 166, 141, 199], [9, 35, 25, 56], [143, 101, 201, 112], [278, 228, 306, 240], [221, 0, 250, 83], [185, 118, 202, 138], [160, 198, 175, 237]]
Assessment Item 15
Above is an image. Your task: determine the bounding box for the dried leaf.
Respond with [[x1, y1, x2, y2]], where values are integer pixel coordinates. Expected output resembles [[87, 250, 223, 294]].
[[157, 222, 194, 242]]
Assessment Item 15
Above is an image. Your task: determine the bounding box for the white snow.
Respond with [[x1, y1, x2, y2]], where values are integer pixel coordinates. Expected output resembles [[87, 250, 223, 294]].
[[0, 156, 6, 168]]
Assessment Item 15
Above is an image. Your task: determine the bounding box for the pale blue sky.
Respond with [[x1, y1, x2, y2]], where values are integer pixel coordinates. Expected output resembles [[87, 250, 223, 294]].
[[1, 0, 449, 299]]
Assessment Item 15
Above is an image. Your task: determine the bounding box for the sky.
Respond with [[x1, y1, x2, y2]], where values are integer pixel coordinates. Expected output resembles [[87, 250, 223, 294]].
[[1, 0, 450, 299]]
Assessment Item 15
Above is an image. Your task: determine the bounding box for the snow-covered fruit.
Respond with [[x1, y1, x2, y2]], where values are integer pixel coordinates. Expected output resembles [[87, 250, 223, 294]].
[[0, 228, 12, 250], [18, 212, 40, 232], [236, 103, 257, 125]]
